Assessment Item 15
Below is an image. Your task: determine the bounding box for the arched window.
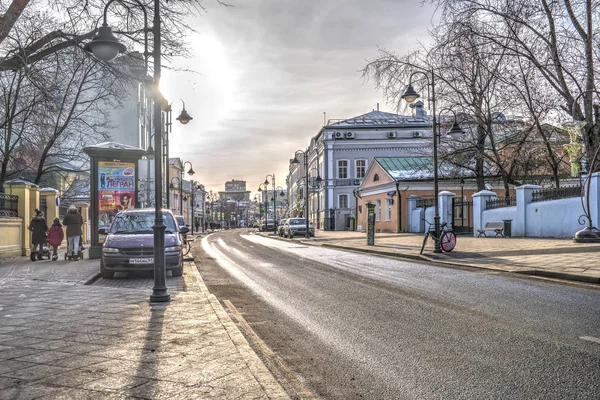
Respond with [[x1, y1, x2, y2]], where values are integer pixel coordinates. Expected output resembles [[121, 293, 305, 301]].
[[374, 174, 380, 182]]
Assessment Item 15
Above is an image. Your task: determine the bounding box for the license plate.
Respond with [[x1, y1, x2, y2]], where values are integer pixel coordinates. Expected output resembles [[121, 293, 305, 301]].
[[130, 258, 154, 264]]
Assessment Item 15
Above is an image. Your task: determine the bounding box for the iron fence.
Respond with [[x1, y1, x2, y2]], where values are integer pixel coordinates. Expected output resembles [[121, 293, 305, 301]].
[[531, 185, 581, 203], [416, 197, 434, 208], [486, 196, 516, 210], [0, 193, 18, 217]]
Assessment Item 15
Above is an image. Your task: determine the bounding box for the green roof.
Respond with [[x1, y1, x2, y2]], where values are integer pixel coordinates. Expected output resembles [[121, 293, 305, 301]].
[[375, 157, 434, 181]]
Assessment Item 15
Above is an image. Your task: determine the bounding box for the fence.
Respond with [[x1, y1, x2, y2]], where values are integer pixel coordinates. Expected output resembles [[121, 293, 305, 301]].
[[486, 196, 516, 210], [531, 185, 581, 203], [0, 193, 18, 217], [416, 197, 434, 209]]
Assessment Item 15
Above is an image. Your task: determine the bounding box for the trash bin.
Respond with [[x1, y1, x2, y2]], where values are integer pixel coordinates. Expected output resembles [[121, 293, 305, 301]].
[[503, 219, 512, 238]]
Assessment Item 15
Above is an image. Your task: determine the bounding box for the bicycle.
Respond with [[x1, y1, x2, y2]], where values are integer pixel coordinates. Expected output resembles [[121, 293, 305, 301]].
[[181, 233, 192, 257], [420, 218, 457, 255]]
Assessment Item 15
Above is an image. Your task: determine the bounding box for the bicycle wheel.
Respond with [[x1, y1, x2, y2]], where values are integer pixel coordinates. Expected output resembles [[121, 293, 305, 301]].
[[440, 231, 457, 252], [420, 232, 429, 255], [182, 240, 191, 256]]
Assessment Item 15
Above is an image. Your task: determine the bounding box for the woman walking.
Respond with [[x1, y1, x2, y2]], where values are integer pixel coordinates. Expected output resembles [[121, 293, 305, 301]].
[[62, 205, 83, 260], [47, 218, 65, 261], [28, 209, 48, 261]]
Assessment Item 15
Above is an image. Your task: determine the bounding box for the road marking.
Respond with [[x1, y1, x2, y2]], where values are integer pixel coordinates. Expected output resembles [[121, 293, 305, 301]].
[[580, 336, 600, 344], [224, 300, 317, 399]]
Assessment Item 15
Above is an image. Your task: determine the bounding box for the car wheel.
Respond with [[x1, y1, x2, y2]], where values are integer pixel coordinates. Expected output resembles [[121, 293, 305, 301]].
[[100, 259, 114, 279]]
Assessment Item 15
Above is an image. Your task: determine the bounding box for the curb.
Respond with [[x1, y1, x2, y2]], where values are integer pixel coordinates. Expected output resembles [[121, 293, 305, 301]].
[[296, 240, 600, 286]]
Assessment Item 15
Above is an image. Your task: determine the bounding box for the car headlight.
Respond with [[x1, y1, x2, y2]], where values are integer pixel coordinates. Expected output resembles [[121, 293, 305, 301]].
[[165, 246, 182, 252], [102, 247, 120, 253]]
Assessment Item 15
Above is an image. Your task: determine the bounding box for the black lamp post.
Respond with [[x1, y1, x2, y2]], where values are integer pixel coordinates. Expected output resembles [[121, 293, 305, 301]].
[[401, 71, 463, 253], [309, 168, 323, 230], [265, 174, 277, 233], [572, 89, 600, 241], [258, 182, 269, 232], [180, 160, 194, 215], [84, 0, 194, 302], [291, 150, 310, 239], [273, 186, 285, 224]]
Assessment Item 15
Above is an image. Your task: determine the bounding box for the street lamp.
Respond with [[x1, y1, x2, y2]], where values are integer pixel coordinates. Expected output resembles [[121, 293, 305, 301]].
[[291, 150, 310, 239], [571, 89, 600, 241], [265, 174, 277, 233], [85, 0, 175, 302], [258, 182, 269, 232], [273, 186, 286, 223], [401, 70, 463, 253], [309, 168, 323, 230]]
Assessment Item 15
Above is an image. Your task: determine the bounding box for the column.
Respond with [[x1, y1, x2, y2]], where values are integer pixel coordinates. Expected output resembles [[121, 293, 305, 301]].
[[515, 184, 541, 237], [438, 191, 456, 228], [472, 190, 496, 237], [406, 195, 421, 233]]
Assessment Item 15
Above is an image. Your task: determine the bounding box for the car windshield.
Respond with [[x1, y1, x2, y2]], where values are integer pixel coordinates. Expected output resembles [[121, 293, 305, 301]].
[[110, 212, 177, 234], [290, 219, 306, 225]]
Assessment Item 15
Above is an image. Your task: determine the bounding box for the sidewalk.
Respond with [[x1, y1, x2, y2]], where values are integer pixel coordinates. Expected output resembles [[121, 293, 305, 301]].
[[0, 250, 290, 399], [282, 230, 600, 285]]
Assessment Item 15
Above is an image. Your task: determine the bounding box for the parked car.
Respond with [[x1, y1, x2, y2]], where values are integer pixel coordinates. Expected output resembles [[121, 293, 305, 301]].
[[260, 218, 274, 232], [98, 208, 189, 279], [278, 219, 288, 236], [283, 218, 314, 238], [174, 215, 187, 229]]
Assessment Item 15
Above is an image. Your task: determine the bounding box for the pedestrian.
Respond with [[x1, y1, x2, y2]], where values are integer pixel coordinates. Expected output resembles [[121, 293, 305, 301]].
[[195, 220, 200, 233], [28, 209, 48, 261], [62, 204, 83, 260], [47, 218, 64, 261]]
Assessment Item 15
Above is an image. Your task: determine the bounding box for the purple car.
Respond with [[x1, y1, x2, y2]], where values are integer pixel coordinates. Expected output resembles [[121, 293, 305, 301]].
[[99, 208, 189, 279]]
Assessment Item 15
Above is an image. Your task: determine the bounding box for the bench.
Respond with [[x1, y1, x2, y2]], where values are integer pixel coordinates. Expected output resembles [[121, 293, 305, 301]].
[[477, 222, 504, 237]]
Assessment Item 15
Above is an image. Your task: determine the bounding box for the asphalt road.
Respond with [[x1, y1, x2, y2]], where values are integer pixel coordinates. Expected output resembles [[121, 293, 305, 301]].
[[197, 229, 600, 400]]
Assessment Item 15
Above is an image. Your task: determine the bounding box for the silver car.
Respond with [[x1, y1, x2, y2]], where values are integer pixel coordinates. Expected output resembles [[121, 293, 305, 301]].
[[283, 218, 314, 238]]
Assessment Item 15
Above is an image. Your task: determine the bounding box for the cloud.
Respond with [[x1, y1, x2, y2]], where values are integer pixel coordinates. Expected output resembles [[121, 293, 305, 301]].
[[162, 0, 436, 195]]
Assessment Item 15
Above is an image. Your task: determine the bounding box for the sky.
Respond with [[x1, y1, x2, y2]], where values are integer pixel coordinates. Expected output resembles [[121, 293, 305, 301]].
[[160, 0, 437, 197]]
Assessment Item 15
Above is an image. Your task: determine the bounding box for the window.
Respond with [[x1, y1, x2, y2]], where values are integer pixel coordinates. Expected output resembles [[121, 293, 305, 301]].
[[356, 160, 367, 179], [376, 200, 381, 221], [385, 199, 392, 221], [338, 160, 348, 179], [339, 194, 348, 208], [374, 174, 379, 182]]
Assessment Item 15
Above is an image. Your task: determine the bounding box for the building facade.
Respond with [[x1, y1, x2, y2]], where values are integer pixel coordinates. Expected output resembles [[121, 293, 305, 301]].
[[287, 104, 434, 231]]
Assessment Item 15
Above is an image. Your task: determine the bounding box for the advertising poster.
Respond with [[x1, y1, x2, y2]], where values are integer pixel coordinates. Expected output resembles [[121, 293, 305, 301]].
[[98, 162, 136, 242]]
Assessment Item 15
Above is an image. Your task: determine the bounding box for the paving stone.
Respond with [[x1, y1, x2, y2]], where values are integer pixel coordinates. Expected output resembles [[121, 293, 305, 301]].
[[0, 363, 70, 381]]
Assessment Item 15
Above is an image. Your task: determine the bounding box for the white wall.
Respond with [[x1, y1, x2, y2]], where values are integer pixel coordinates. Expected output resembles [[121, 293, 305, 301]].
[[525, 198, 581, 237]]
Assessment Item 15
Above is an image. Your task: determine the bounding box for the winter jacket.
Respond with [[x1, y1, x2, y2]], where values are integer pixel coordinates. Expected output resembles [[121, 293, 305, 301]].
[[62, 208, 83, 237], [29, 216, 48, 244], [47, 225, 64, 246]]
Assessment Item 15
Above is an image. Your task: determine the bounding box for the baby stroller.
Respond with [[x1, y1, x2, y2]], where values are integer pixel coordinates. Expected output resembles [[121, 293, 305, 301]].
[[64, 235, 84, 261], [41, 241, 51, 260]]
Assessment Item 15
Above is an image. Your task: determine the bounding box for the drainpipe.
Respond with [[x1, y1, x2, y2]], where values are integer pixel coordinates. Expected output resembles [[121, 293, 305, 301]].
[[395, 181, 401, 232]]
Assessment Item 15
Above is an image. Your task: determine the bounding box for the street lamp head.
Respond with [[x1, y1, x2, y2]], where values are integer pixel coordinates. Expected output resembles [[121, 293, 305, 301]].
[[258, 187, 262, 192], [169, 182, 175, 190], [146, 145, 154, 158], [446, 122, 465, 139], [401, 84, 420, 103], [84, 25, 126, 61], [187, 167, 195, 176], [315, 175, 323, 184], [291, 156, 300, 166], [176, 100, 193, 124], [279, 191, 285, 197], [264, 179, 269, 185]]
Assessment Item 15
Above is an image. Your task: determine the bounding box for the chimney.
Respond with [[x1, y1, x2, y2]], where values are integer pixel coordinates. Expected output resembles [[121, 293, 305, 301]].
[[414, 100, 425, 118], [377, 103, 379, 111]]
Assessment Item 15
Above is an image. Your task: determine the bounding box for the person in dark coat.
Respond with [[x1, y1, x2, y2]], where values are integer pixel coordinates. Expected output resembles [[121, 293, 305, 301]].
[[28, 209, 48, 261], [47, 218, 65, 261], [62, 205, 83, 260]]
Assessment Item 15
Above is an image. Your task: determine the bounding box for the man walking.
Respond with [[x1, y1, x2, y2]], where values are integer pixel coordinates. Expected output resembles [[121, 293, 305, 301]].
[[63, 205, 83, 260]]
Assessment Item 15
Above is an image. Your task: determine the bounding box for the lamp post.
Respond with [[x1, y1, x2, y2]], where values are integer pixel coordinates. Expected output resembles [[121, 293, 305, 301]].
[[291, 150, 310, 239], [310, 168, 323, 230], [258, 182, 269, 232], [180, 160, 195, 216], [571, 89, 600, 241], [265, 174, 277, 233], [401, 71, 463, 253], [85, 0, 164, 302], [273, 186, 285, 224]]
